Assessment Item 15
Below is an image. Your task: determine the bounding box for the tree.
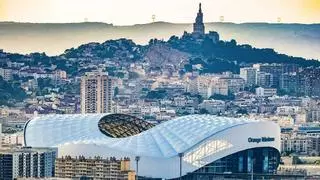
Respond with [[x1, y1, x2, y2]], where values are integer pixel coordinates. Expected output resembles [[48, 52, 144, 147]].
[[209, 93, 235, 101], [229, 39, 237, 47], [237, 109, 248, 115], [202, 36, 215, 56], [167, 32, 320, 69], [182, 111, 191, 115], [199, 108, 209, 114], [37, 78, 53, 89], [0, 77, 27, 106], [116, 72, 125, 78], [129, 72, 139, 79], [146, 90, 167, 99], [184, 64, 193, 72], [114, 87, 119, 97]]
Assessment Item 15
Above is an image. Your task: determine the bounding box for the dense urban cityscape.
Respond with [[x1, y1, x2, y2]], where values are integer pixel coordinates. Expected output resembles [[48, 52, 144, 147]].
[[1, 2, 320, 180]]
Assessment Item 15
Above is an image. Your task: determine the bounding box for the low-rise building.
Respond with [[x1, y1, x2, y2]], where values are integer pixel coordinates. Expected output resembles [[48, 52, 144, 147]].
[[276, 106, 301, 116], [218, 77, 245, 94], [256, 87, 277, 97], [1, 132, 24, 146], [307, 109, 320, 122], [55, 70, 67, 79], [309, 136, 320, 156], [198, 99, 225, 114], [0, 68, 13, 81], [281, 134, 309, 155], [55, 156, 135, 180]]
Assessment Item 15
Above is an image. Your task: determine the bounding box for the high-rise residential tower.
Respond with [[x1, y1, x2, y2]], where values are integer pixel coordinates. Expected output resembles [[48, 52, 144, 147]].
[[193, 3, 205, 35], [80, 72, 112, 114]]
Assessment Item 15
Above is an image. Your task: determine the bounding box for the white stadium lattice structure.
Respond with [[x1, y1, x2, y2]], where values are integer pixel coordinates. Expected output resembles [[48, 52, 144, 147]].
[[24, 114, 281, 179]]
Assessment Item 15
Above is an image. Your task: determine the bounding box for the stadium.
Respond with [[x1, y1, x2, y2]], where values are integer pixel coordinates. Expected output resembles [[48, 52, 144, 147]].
[[24, 114, 281, 179]]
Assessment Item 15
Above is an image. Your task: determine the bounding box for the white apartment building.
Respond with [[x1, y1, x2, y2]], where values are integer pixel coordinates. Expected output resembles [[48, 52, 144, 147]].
[[256, 71, 273, 87], [198, 100, 226, 114], [276, 106, 301, 116], [281, 134, 309, 155], [218, 77, 245, 94], [256, 87, 277, 97], [209, 78, 229, 96], [187, 74, 244, 98], [240, 67, 257, 86], [0, 147, 57, 179]]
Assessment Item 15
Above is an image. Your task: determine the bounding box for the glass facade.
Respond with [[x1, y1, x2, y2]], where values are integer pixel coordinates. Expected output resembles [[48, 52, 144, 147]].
[[183, 139, 233, 168], [0, 154, 13, 179], [194, 147, 280, 174]]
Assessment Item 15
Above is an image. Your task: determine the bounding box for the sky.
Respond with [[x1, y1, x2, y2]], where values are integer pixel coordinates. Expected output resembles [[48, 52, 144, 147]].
[[0, 0, 320, 25]]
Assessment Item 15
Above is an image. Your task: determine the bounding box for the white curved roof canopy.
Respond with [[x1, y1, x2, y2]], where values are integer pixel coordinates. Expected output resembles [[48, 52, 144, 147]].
[[25, 114, 261, 158]]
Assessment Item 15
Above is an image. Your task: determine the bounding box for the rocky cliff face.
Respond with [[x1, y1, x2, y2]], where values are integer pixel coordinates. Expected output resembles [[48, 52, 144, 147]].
[[144, 44, 190, 70]]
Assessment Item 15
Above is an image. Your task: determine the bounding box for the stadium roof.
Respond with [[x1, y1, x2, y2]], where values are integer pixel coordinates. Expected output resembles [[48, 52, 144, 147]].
[[25, 114, 260, 158]]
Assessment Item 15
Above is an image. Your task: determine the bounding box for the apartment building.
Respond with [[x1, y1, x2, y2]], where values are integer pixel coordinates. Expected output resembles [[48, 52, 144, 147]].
[[55, 156, 135, 180]]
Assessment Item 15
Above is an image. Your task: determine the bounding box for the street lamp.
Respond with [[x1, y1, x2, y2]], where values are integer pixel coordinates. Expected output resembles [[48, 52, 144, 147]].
[[135, 156, 140, 180], [178, 153, 184, 180]]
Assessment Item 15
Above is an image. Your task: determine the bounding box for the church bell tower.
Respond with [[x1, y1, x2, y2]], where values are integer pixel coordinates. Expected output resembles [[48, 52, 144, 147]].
[[193, 3, 205, 35]]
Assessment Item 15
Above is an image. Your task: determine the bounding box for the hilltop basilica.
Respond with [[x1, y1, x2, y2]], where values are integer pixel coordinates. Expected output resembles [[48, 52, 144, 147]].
[[193, 3, 205, 35], [183, 3, 220, 44]]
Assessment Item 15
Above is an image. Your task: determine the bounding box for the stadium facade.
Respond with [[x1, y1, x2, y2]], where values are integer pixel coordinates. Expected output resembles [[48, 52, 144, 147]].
[[24, 114, 281, 179]]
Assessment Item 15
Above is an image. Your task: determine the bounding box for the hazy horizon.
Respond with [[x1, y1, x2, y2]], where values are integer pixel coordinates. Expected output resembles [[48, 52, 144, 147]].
[[0, 0, 319, 59], [1, 0, 320, 25], [0, 22, 319, 60]]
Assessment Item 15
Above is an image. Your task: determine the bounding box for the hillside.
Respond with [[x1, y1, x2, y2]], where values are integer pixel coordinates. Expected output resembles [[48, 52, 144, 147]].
[[0, 22, 319, 59], [0, 77, 26, 106], [0, 31, 320, 105]]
